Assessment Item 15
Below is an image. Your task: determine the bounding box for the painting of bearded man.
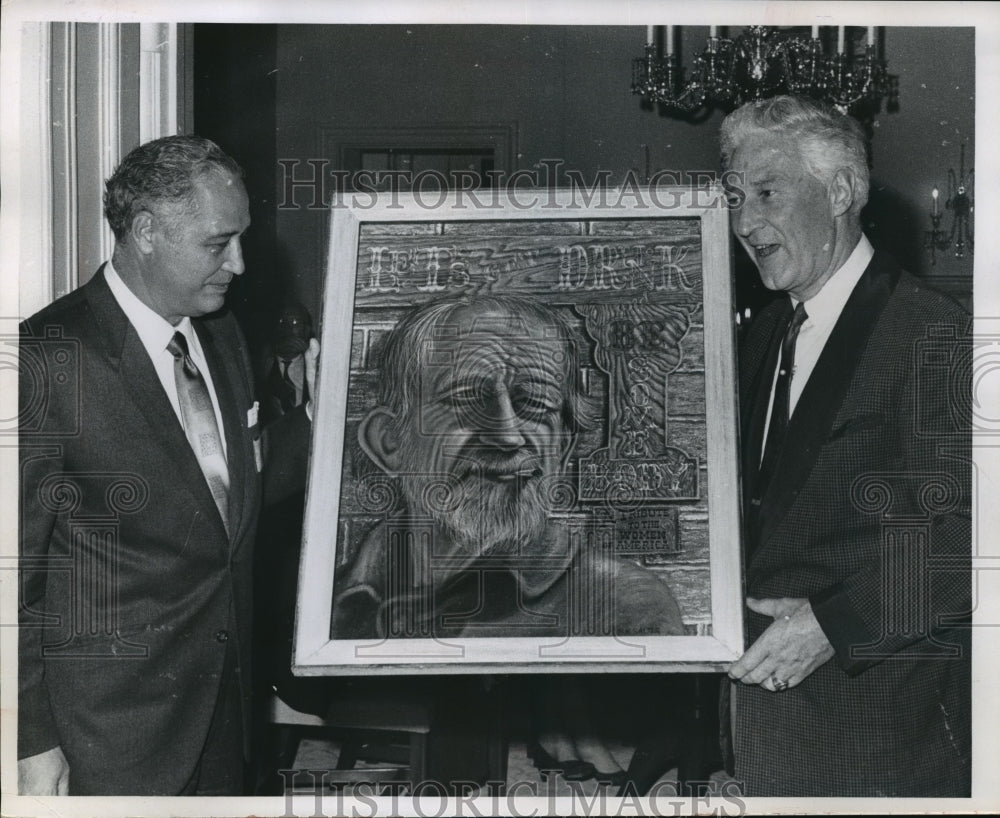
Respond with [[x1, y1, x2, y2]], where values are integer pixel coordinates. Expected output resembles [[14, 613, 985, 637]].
[[330, 294, 686, 640]]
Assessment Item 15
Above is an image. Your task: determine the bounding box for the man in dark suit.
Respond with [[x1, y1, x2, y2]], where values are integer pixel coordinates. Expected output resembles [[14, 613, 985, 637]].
[[259, 302, 313, 424], [722, 96, 971, 796], [18, 135, 313, 795]]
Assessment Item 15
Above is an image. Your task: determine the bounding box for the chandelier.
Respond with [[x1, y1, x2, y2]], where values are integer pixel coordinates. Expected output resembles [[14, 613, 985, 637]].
[[632, 25, 893, 115]]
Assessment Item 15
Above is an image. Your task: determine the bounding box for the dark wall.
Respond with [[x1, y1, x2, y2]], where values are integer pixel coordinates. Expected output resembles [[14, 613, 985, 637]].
[[193, 24, 975, 341], [273, 25, 729, 321], [863, 26, 975, 303], [193, 24, 280, 357]]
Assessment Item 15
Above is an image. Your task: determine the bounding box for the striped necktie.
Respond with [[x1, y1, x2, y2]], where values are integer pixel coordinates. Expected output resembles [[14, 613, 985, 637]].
[[167, 331, 230, 535]]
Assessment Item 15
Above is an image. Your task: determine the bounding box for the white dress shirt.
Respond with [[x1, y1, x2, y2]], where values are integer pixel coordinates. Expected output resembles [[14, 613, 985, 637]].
[[761, 235, 874, 450], [104, 261, 228, 457], [277, 354, 306, 407], [790, 235, 874, 413]]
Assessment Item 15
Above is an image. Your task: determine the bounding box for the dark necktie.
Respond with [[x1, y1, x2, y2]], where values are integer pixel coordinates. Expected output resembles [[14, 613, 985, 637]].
[[756, 301, 808, 500], [167, 331, 230, 535]]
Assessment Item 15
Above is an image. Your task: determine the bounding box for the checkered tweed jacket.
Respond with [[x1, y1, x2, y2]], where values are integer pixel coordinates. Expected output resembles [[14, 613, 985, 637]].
[[733, 250, 972, 796]]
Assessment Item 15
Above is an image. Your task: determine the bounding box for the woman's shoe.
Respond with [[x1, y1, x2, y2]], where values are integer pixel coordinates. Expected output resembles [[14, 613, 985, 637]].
[[526, 741, 595, 781]]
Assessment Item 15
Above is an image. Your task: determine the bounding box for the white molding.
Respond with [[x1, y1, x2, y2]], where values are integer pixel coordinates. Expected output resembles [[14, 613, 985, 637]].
[[140, 22, 179, 143], [140, 23, 162, 142], [97, 23, 121, 265], [15, 23, 55, 319], [165, 24, 178, 135], [53, 22, 79, 302]]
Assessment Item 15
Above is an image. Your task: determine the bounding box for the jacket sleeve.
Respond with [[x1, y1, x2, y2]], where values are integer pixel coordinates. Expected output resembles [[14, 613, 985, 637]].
[[809, 312, 972, 675], [18, 322, 67, 759], [262, 406, 311, 505]]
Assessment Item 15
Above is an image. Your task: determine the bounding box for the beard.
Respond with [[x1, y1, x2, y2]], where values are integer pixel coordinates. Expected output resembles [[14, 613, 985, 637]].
[[399, 459, 551, 559]]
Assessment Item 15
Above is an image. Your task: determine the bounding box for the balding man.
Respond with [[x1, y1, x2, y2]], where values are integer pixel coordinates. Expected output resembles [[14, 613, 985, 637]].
[[19, 135, 313, 795]]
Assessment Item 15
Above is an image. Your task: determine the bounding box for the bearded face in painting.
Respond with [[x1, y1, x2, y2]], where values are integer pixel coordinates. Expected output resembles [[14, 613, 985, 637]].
[[360, 297, 586, 569]]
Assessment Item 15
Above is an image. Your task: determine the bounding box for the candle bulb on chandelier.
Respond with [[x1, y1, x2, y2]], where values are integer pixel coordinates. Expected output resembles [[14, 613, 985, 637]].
[[932, 188, 939, 217], [631, 25, 890, 115]]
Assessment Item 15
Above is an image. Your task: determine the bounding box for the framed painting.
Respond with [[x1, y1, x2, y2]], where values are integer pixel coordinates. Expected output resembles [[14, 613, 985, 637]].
[[294, 186, 743, 673]]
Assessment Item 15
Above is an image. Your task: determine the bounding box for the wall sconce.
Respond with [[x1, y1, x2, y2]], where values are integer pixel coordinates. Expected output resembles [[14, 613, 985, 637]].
[[924, 143, 974, 266]]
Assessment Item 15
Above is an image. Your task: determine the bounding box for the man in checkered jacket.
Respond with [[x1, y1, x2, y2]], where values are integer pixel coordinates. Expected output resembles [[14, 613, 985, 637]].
[[722, 95, 971, 797]]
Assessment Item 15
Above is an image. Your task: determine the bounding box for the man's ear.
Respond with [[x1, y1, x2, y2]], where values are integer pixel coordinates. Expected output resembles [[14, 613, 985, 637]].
[[358, 407, 404, 474], [130, 210, 156, 255], [829, 167, 857, 218]]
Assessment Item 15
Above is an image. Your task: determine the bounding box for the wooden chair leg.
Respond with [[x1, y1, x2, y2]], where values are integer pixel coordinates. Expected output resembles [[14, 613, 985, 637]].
[[486, 682, 508, 794], [410, 732, 429, 784], [622, 732, 678, 796], [676, 674, 724, 795], [274, 725, 302, 770], [254, 725, 303, 795], [336, 738, 361, 770]]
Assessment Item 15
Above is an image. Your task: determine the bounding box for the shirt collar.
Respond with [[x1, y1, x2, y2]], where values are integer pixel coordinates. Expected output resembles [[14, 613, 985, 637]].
[[104, 260, 195, 354], [798, 234, 874, 325]]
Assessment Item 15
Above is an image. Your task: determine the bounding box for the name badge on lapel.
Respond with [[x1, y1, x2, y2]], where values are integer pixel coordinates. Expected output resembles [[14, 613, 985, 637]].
[[247, 401, 263, 473]]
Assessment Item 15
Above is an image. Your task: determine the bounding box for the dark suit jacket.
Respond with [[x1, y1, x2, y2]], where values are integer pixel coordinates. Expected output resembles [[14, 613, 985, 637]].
[[258, 350, 310, 425], [734, 250, 972, 796], [18, 267, 309, 795]]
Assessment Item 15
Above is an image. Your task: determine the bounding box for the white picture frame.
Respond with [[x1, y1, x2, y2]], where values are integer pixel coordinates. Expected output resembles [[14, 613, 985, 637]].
[[293, 186, 743, 674]]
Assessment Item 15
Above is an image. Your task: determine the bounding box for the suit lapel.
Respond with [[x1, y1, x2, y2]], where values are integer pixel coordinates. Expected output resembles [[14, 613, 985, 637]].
[[194, 317, 251, 547], [85, 268, 232, 544], [754, 252, 899, 549], [740, 297, 792, 521]]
